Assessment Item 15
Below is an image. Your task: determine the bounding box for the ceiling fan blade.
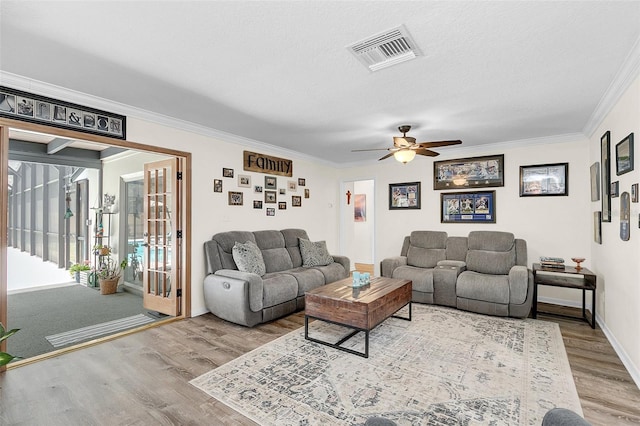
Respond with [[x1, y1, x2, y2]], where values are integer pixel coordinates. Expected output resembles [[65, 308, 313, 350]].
[[415, 148, 440, 157], [378, 152, 395, 161], [417, 140, 463, 148], [351, 148, 392, 152]]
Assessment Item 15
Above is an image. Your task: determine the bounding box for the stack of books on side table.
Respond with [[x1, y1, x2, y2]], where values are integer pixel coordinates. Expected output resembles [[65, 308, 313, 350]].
[[540, 256, 565, 269]]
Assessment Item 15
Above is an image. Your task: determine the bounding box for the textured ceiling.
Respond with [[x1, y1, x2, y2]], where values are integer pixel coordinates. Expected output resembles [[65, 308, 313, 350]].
[[1, 1, 639, 164]]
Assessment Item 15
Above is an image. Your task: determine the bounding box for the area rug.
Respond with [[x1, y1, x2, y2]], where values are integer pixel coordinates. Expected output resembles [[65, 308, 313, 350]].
[[45, 314, 155, 347], [190, 305, 581, 425]]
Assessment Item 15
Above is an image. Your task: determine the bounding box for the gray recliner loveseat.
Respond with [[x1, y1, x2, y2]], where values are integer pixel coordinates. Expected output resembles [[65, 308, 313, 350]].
[[204, 228, 350, 327], [381, 230, 533, 318]]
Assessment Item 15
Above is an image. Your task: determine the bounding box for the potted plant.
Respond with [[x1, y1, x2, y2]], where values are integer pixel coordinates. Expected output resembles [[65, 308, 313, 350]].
[[0, 323, 19, 367], [93, 244, 111, 256], [69, 261, 91, 283], [95, 256, 128, 295]]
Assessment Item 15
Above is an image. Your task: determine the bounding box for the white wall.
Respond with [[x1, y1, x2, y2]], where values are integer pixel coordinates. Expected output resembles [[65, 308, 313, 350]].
[[126, 118, 342, 316], [340, 136, 591, 288], [590, 74, 640, 385]]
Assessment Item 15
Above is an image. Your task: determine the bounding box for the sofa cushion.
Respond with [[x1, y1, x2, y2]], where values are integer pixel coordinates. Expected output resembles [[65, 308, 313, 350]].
[[212, 230, 256, 270], [262, 272, 299, 308], [232, 241, 266, 276], [392, 265, 435, 293], [284, 267, 326, 296], [299, 238, 333, 267], [457, 271, 510, 304], [311, 262, 347, 284], [253, 230, 294, 273], [406, 231, 447, 268], [281, 229, 309, 268], [466, 231, 516, 275]]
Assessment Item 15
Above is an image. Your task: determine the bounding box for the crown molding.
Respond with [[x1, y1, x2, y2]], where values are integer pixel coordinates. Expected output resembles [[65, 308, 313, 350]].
[[583, 35, 640, 137], [0, 71, 339, 168]]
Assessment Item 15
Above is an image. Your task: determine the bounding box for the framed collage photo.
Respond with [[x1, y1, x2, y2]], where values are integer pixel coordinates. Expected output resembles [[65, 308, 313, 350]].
[[389, 182, 421, 210], [441, 191, 496, 223], [434, 154, 504, 190], [0, 86, 126, 140]]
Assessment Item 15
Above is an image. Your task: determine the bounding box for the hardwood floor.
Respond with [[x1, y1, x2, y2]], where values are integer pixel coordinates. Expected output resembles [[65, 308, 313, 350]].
[[0, 304, 639, 425]]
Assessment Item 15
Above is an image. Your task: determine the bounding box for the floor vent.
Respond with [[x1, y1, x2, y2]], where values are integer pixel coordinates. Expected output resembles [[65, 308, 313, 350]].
[[347, 25, 420, 72]]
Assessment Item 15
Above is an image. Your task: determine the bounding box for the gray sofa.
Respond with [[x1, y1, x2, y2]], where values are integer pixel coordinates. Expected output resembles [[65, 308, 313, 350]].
[[381, 230, 533, 318], [203, 228, 350, 327]]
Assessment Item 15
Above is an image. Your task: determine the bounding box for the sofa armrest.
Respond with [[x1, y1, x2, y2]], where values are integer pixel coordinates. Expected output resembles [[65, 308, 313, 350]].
[[508, 265, 529, 304], [436, 260, 466, 275], [331, 255, 351, 276], [380, 256, 407, 277], [213, 269, 264, 312]]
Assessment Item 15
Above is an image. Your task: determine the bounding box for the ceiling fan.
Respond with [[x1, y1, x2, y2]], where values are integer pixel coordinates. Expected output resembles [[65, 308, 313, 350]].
[[352, 125, 462, 163]]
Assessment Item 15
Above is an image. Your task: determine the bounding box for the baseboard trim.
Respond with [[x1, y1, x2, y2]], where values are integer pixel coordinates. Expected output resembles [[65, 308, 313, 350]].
[[538, 296, 640, 390], [191, 307, 209, 318]]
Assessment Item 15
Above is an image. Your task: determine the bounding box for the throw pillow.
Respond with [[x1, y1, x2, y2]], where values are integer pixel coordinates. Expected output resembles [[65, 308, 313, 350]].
[[299, 238, 333, 267], [232, 241, 266, 276]]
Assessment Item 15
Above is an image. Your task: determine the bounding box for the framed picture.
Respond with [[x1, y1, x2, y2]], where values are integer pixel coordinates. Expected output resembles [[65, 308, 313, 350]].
[[266, 208, 275, 216], [298, 178, 306, 186], [278, 202, 287, 210], [223, 168, 234, 178], [0, 85, 126, 139], [213, 179, 222, 193], [254, 185, 263, 193], [288, 180, 297, 191], [590, 162, 600, 201], [389, 182, 421, 210], [265, 175, 277, 189], [611, 181, 619, 198], [354, 194, 366, 222], [632, 183, 638, 203], [253, 200, 263, 209], [594, 211, 602, 244], [238, 175, 251, 187], [292, 195, 302, 207], [279, 188, 286, 195], [304, 188, 310, 198], [265, 190, 277, 203], [519, 163, 568, 197], [441, 191, 496, 223], [434, 154, 504, 190], [616, 133, 634, 175], [601, 131, 611, 222], [228, 191, 243, 206]]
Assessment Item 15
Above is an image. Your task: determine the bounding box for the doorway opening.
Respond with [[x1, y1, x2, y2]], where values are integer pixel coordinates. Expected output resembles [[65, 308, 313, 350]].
[[1, 121, 191, 365], [341, 179, 376, 275]]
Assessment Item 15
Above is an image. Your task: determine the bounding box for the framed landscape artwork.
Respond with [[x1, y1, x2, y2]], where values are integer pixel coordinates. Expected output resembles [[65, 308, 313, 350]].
[[441, 191, 496, 223], [389, 182, 421, 210], [519, 163, 568, 197], [433, 154, 504, 190], [616, 133, 634, 175], [594, 211, 602, 244], [601, 131, 611, 222]]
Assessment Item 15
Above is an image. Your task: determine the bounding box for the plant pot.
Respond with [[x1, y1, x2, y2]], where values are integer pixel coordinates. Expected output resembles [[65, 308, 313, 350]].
[[74, 272, 80, 283], [99, 278, 119, 295]]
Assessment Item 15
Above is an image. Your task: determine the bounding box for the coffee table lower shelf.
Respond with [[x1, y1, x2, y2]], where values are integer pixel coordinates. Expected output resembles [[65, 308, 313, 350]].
[[304, 302, 411, 358]]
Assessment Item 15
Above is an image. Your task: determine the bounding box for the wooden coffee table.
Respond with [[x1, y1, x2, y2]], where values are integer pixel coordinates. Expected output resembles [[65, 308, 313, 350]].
[[304, 276, 412, 358]]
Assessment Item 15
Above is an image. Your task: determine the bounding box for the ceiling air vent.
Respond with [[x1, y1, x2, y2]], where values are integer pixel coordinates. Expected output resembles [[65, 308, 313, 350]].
[[347, 25, 420, 72]]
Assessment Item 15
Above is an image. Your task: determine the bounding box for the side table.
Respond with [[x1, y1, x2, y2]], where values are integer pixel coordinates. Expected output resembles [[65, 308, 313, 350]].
[[532, 263, 596, 329]]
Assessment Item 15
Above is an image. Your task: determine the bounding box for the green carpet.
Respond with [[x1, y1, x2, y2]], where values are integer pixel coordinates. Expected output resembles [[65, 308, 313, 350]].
[[7, 284, 151, 359]]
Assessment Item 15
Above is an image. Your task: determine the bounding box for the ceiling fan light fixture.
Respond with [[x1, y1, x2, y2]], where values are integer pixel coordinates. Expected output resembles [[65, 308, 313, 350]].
[[394, 149, 416, 163]]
